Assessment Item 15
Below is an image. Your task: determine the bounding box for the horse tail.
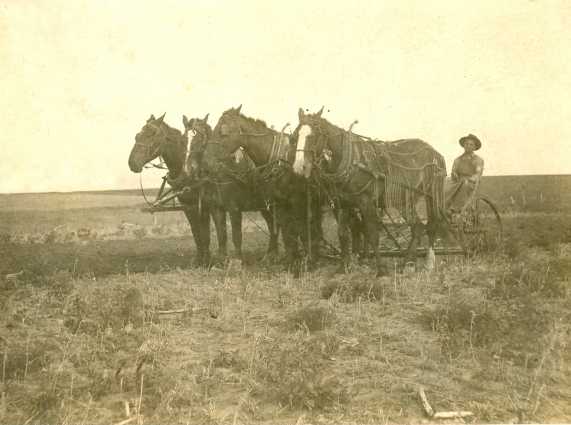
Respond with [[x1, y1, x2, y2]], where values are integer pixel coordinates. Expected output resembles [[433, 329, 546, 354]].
[[425, 151, 447, 224]]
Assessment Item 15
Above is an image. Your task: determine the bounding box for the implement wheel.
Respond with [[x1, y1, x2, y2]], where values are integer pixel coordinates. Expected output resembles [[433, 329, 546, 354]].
[[457, 196, 503, 255]]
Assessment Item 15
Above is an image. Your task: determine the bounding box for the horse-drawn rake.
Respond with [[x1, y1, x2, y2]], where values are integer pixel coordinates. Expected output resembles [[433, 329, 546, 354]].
[[132, 110, 503, 271], [140, 169, 503, 261], [369, 195, 503, 259]]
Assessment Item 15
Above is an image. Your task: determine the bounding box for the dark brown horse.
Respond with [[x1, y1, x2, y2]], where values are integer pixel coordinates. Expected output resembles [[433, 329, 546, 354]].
[[207, 106, 323, 274], [182, 114, 279, 262], [293, 108, 448, 276], [128, 114, 211, 266]]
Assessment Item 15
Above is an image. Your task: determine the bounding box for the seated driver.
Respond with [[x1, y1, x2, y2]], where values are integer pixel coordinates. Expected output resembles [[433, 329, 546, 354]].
[[445, 134, 484, 215]]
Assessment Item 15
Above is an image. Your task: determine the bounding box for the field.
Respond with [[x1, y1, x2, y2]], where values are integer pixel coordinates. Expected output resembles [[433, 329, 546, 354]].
[[0, 175, 570, 424]]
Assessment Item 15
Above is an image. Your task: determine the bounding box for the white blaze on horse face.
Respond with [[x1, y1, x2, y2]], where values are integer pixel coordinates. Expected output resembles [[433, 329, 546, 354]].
[[293, 124, 312, 176], [184, 129, 196, 174]]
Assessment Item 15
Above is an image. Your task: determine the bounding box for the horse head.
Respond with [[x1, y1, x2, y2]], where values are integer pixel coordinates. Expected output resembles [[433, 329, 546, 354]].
[[291, 106, 327, 178], [211, 105, 244, 149], [182, 113, 212, 177], [129, 113, 169, 173], [210, 105, 275, 167]]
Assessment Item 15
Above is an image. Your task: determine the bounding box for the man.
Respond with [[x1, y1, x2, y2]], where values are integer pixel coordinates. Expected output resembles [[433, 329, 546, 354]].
[[446, 134, 484, 215]]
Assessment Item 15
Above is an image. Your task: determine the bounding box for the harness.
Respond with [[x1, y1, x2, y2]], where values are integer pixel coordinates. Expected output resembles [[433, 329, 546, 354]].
[[307, 120, 447, 223]]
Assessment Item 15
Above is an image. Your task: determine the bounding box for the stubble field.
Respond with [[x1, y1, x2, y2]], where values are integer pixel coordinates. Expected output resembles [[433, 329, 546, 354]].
[[0, 175, 569, 425]]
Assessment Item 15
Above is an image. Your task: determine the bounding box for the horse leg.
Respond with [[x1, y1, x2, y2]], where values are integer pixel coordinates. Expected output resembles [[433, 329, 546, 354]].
[[278, 205, 300, 277], [211, 207, 228, 264], [309, 195, 323, 267], [404, 220, 424, 272], [300, 199, 321, 269], [183, 205, 210, 267], [424, 219, 437, 271], [424, 202, 444, 272], [336, 207, 352, 273], [349, 209, 366, 260], [360, 201, 386, 277], [260, 207, 279, 261], [230, 210, 243, 260], [200, 204, 212, 266]]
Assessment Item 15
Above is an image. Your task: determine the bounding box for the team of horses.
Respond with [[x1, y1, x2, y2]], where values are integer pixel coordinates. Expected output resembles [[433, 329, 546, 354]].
[[128, 106, 449, 277]]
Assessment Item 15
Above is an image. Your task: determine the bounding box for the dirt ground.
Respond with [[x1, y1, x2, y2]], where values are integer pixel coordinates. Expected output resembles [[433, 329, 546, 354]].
[[0, 190, 569, 425]]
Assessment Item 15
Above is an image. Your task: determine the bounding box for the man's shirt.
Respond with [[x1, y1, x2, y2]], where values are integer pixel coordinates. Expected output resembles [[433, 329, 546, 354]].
[[451, 152, 484, 182]]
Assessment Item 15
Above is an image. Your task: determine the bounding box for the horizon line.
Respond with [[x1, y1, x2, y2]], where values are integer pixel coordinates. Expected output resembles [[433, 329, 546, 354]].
[[0, 173, 570, 196]]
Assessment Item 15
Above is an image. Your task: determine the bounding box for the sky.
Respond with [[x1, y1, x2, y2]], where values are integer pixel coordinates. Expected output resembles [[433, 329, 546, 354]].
[[1, 0, 570, 193]]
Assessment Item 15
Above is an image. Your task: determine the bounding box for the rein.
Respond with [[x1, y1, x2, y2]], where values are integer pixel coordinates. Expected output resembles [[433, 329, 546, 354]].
[[209, 121, 293, 187], [139, 172, 156, 207], [137, 120, 196, 205]]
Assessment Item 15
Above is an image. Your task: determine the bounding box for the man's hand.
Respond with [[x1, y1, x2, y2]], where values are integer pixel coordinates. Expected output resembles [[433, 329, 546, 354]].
[[467, 176, 479, 186]]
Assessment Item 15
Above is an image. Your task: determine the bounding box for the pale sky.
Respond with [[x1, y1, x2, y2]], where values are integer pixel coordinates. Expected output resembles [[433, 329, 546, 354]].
[[1, 0, 570, 193]]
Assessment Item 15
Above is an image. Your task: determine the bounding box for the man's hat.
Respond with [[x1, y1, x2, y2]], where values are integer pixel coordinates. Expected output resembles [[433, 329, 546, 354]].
[[459, 134, 482, 150]]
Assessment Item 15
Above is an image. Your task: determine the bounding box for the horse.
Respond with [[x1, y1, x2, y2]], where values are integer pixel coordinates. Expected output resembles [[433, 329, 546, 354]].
[[292, 107, 448, 276], [182, 114, 279, 262], [128, 113, 211, 266], [207, 105, 323, 274]]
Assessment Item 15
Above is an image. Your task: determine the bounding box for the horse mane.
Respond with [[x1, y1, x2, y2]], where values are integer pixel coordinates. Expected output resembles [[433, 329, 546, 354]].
[[238, 113, 272, 133], [310, 115, 346, 136], [159, 121, 185, 142]]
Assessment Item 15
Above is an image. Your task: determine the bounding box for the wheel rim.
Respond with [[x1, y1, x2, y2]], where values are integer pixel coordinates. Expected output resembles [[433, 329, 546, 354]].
[[461, 196, 503, 254]]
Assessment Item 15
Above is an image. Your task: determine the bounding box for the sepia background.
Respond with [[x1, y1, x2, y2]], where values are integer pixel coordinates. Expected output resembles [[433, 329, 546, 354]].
[[1, 2, 570, 424], [1, 0, 570, 194]]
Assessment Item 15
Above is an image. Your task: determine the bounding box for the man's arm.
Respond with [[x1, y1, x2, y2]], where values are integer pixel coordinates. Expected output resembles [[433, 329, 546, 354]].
[[450, 158, 460, 182], [469, 157, 484, 183]]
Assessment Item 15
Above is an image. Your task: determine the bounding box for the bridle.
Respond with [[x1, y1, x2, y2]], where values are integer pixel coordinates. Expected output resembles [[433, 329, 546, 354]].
[[136, 121, 169, 160], [184, 122, 213, 175], [208, 117, 271, 159], [294, 120, 329, 164]]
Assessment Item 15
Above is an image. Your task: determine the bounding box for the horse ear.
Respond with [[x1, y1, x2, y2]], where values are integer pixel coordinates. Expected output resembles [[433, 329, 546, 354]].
[[235, 104, 242, 114], [316, 106, 324, 117], [298, 108, 304, 120], [182, 115, 189, 128], [158, 112, 166, 122], [150, 114, 156, 120], [203, 113, 209, 123]]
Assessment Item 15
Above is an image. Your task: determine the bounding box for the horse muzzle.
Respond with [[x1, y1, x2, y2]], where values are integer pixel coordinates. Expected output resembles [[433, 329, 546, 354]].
[[293, 158, 313, 179], [128, 150, 144, 173]]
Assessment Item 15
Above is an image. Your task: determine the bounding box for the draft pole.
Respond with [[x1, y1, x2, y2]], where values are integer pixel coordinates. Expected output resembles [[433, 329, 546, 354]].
[[156, 174, 168, 202]]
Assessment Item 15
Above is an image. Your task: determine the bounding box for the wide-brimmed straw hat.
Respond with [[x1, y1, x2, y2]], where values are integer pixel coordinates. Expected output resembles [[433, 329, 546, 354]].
[[459, 134, 482, 150]]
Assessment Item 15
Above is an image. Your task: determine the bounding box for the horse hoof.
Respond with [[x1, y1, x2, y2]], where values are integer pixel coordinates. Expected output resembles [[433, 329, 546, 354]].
[[262, 252, 279, 265], [193, 255, 211, 269], [306, 260, 319, 272], [226, 258, 243, 273], [284, 263, 301, 278]]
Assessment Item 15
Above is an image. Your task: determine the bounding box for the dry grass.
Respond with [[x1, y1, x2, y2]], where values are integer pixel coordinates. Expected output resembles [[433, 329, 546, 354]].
[[0, 188, 570, 424], [0, 240, 569, 424]]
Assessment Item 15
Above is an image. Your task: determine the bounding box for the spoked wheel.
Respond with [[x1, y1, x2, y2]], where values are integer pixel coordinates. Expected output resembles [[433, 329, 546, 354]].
[[457, 196, 503, 255]]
